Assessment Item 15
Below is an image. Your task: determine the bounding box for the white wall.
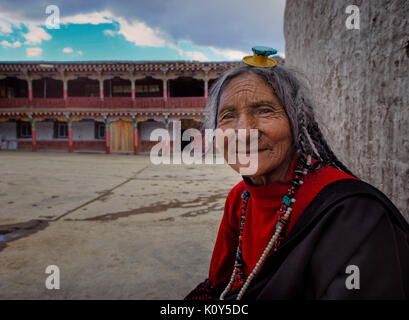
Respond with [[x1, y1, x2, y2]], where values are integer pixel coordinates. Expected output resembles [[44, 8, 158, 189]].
[[0, 122, 17, 139], [36, 121, 54, 140], [72, 121, 95, 140], [139, 121, 177, 141]]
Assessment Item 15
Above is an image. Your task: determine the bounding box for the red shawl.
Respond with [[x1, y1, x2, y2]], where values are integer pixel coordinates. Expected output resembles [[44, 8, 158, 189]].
[[208, 155, 357, 291]]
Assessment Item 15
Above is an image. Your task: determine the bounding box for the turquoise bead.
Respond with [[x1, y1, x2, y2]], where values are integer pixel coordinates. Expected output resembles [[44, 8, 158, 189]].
[[252, 46, 277, 56], [282, 195, 292, 207]]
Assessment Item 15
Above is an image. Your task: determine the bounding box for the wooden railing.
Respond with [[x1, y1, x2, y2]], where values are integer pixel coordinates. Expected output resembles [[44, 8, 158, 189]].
[[0, 96, 206, 109]]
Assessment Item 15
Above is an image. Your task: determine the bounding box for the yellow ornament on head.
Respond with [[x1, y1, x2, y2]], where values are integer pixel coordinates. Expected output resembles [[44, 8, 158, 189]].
[[242, 46, 278, 68]]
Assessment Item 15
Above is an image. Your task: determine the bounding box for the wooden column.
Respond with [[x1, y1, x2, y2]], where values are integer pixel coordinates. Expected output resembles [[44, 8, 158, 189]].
[[162, 78, 168, 101], [131, 79, 135, 100], [133, 118, 139, 155], [105, 117, 110, 154], [67, 117, 73, 153], [99, 79, 104, 101], [164, 116, 170, 156], [44, 78, 47, 98], [63, 79, 68, 100], [30, 117, 37, 152], [27, 78, 33, 101], [204, 78, 209, 99], [202, 67, 210, 100]]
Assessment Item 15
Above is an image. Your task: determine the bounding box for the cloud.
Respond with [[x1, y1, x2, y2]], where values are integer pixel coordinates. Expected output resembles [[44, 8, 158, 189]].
[[114, 16, 168, 47], [62, 10, 168, 47], [103, 29, 115, 37], [60, 10, 113, 25], [210, 47, 249, 60], [0, 0, 286, 53], [77, 50, 83, 55], [0, 11, 52, 45], [1, 40, 21, 47], [63, 47, 73, 53], [23, 25, 52, 44], [184, 51, 209, 61], [26, 47, 42, 57], [0, 19, 13, 34]]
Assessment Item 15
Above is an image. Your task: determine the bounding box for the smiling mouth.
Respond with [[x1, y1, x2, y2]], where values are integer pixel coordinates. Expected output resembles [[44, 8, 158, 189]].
[[237, 149, 269, 155]]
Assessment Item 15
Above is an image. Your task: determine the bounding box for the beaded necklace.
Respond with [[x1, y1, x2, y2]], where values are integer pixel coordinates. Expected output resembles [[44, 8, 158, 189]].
[[219, 155, 311, 300]]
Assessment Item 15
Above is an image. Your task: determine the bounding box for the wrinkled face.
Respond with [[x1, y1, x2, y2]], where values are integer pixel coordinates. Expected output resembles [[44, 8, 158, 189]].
[[216, 72, 293, 184]]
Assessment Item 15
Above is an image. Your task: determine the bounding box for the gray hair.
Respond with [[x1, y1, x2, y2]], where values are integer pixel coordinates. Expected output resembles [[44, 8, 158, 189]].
[[204, 64, 355, 175]]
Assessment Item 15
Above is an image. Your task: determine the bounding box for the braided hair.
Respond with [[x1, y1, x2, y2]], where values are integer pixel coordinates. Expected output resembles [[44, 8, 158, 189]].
[[205, 64, 356, 177]]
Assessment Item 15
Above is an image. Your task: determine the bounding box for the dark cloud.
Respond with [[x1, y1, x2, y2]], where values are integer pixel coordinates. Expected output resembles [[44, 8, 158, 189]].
[[1, 0, 286, 52]]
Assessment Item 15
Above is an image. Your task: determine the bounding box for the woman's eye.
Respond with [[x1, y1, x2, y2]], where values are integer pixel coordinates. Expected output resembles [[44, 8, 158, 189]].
[[220, 113, 234, 120], [259, 108, 272, 114]]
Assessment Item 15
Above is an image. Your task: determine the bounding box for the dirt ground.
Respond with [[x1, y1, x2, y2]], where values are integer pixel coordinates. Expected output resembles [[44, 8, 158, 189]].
[[0, 151, 241, 299]]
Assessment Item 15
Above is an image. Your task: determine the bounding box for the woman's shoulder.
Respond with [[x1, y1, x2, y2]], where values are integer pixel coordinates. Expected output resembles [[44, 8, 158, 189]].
[[304, 178, 409, 235], [226, 180, 247, 202], [304, 164, 357, 192], [304, 181, 409, 299]]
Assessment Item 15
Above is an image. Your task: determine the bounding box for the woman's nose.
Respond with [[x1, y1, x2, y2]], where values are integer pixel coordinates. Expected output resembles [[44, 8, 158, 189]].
[[235, 114, 258, 148], [235, 113, 256, 131]]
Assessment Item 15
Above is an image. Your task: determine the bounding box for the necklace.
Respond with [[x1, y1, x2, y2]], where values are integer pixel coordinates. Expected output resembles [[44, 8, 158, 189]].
[[219, 155, 311, 300]]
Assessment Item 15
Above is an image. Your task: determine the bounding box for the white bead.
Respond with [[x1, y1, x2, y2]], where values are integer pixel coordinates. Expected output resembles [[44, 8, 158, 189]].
[[299, 180, 304, 184], [291, 198, 296, 203]]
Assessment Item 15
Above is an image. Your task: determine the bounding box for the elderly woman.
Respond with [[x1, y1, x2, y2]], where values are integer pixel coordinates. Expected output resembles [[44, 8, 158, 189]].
[[185, 47, 409, 300]]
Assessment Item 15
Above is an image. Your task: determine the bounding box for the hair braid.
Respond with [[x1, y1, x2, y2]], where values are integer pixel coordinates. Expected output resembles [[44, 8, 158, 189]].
[[308, 120, 356, 177]]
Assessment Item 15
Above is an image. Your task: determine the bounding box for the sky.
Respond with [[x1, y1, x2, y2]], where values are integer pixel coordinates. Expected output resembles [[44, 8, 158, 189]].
[[0, 0, 286, 62]]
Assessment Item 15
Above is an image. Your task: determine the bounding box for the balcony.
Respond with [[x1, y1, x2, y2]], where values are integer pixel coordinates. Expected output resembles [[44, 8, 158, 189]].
[[0, 97, 206, 110]]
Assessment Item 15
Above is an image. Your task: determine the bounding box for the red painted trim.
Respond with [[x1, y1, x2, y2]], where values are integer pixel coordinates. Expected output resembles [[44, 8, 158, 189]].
[[0, 97, 206, 109], [105, 129, 110, 154], [165, 130, 170, 156], [134, 128, 138, 155], [32, 129, 37, 152], [68, 129, 73, 152]]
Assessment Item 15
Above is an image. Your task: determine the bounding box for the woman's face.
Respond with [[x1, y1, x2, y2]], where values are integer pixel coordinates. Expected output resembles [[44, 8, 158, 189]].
[[216, 72, 293, 186]]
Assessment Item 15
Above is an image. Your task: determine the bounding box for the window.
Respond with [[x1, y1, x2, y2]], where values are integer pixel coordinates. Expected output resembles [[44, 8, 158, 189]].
[[95, 122, 105, 139], [113, 85, 131, 94], [85, 84, 99, 97], [135, 85, 159, 93], [57, 122, 68, 138], [149, 85, 160, 93], [0, 86, 6, 98], [18, 121, 32, 138]]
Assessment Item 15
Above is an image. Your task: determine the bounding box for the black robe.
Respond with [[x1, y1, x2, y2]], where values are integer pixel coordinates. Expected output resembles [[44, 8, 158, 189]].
[[222, 179, 409, 300]]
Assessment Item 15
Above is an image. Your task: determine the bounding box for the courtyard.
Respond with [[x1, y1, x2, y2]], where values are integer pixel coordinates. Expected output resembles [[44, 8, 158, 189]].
[[0, 151, 241, 299]]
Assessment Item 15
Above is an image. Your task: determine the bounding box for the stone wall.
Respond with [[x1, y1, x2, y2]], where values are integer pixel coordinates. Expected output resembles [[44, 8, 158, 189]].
[[284, 0, 409, 220]]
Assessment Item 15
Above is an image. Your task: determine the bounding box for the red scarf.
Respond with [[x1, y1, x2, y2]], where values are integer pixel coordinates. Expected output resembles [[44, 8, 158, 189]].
[[208, 155, 358, 290]]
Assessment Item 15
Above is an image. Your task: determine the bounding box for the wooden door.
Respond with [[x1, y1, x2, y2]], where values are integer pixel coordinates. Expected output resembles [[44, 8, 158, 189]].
[[110, 120, 133, 153]]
